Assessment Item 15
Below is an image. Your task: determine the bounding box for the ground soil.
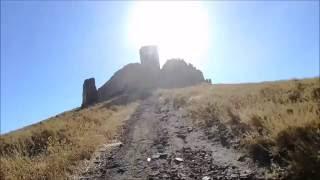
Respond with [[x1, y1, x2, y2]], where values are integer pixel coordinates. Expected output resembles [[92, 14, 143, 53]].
[[80, 97, 266, 180]]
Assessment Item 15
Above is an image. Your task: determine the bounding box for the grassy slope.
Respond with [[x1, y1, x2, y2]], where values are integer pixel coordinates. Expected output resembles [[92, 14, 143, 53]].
[[0, 101, 138, 179], [158, 77, 320, 179]]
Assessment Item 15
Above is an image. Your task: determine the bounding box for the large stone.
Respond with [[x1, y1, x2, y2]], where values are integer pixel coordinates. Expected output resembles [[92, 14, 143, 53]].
[[160, 59, 205, 88], [82, 78, 98, 107], [98, 63, 149, 102], [98, 63, 158, 102], [139, 46, 161, 89], [139, 45, 160, 72], [97, 46, 161, 102]]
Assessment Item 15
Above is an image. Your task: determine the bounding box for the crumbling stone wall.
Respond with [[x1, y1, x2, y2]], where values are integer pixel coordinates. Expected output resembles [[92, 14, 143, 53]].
[[82, 78, 98, 107], [81, 46, 208, 107], [139, 45, 160, 72], [160, 59, 205, 88]]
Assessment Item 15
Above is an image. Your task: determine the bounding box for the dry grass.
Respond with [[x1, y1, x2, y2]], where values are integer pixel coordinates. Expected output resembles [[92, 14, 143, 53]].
[[0, 101, 139, 179], [157, 77, 320, 179]]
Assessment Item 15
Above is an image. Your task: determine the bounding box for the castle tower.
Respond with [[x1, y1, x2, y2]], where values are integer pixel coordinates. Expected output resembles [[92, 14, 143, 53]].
[[139, 45, 160, 72]]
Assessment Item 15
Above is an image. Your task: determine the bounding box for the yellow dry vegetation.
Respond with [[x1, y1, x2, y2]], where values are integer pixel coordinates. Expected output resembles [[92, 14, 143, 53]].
[[0, 101, 139, 179], [157, 77, 320, 178]]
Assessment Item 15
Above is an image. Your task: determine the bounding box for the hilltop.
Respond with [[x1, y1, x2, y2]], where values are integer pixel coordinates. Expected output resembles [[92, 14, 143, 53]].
[[82, 46, 210, 107]]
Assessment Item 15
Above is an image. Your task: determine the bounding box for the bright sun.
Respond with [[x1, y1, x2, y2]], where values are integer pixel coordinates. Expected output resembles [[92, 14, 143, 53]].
[[128, 1, 209, 67]]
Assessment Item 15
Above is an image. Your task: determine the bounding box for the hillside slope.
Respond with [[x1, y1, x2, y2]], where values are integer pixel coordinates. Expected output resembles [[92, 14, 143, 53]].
[[0, 101, 138, 179], [157, 77, 320, 179], [1, 78, 319, 179]]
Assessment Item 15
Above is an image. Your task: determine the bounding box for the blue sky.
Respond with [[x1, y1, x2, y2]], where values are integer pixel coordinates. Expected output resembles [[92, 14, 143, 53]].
[[1, 1, 319, 133]]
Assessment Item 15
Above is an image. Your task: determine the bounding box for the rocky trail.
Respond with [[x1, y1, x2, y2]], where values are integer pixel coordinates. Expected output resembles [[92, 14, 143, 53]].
[[81, 97, 265, 180]]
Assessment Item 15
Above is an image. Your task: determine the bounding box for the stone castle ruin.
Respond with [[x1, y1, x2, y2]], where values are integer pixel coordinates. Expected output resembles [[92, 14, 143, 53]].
[[139, 46, 160, 72], [82, 46, 210, 107]]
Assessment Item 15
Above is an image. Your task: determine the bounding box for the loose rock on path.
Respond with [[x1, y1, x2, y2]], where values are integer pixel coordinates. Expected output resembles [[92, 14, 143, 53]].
[[81, 97, 265, 180]]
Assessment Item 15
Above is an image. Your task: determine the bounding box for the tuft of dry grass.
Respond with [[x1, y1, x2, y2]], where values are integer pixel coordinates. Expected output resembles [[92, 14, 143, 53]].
[[157, 77, 320, 179], [0, 101, 138, 179]]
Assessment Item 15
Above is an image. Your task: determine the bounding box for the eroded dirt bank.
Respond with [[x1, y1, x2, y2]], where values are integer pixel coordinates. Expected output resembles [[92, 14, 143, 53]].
[[81, 97, 266, 180]]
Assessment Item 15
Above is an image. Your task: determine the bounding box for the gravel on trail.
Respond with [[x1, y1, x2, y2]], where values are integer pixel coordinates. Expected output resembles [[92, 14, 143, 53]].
[[80, 97, 266, 180]]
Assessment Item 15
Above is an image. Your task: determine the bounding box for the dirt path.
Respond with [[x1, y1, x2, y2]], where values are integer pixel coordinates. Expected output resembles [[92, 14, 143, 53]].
[[81, 97, 264, 180]]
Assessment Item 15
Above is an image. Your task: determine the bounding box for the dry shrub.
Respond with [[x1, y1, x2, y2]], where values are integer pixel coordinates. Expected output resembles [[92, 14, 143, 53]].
[[275, 122, 320, 179], [0, 102, 138, 179], [312, 87, 320, 100], [250, 115, 264, 129], [288, 90, 301, 103], [158, 77, 320, 179], [189, 101, 221, 128], [227, 109, 251, 136], [248, 137, 274, 166], [173, 95, 187, 109]]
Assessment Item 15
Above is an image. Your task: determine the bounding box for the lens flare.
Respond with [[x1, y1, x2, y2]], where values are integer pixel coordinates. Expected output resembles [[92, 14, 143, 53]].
[[127, 1, 209, 67]]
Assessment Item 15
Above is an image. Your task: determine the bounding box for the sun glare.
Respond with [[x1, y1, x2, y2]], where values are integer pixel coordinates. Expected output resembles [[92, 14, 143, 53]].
[[128, 1, 209, 67]]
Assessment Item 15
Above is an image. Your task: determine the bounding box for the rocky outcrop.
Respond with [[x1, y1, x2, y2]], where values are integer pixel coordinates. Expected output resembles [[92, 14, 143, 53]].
[[160, 59, 205, 88], [140, 45, 160, 73], [97, 46, 161, 102], [98, 63, 157, 102], [82, 78, 98, 107], [81, 46, 209, 107]]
